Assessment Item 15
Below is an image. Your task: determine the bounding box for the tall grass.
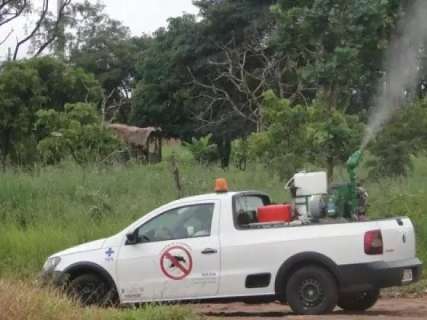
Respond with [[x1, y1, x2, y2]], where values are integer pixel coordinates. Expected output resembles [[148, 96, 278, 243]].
[[0, 151, 425, 278], [367, 156, 427, 264], [0, 157, 283, 278], [332, 155, 427, 264], [0, 279, 200, 320]]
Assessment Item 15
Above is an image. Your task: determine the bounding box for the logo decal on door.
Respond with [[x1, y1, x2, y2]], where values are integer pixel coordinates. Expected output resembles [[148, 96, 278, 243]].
[[160, 245, 193, 280]]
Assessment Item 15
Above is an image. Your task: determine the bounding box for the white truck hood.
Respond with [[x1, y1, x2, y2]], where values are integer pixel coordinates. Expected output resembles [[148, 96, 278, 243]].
[[52, 238, 106, 257]]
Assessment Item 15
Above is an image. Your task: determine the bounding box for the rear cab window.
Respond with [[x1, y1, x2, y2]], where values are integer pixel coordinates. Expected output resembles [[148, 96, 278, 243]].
[[232, 193, 271, 230]]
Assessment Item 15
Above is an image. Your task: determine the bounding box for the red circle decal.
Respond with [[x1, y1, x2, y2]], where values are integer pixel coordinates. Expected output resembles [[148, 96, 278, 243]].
[[160, 245, 193, 280]]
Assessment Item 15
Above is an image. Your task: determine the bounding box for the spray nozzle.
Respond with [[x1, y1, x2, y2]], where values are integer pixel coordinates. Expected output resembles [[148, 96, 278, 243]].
[[344, 149, 363, 217]]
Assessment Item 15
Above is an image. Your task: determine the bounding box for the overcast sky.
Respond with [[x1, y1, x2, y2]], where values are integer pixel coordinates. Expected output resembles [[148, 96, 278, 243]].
[[102, 0, 198, 36], [0, 0, 199, 60]]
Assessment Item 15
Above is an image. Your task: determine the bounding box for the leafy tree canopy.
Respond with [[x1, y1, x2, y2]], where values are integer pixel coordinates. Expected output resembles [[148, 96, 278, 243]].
[[35, 102, 120, 165], [0, 57, 102, 167], [131, 15, 201, 139], [132, 0, 276, 167], [367, 99, 427, 178], [271, 0, 400, 110], [248, 91, 363, 178]]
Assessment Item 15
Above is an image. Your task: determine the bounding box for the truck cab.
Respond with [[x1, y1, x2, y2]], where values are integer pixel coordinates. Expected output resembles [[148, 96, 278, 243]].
[[41, 186, 422, 315]]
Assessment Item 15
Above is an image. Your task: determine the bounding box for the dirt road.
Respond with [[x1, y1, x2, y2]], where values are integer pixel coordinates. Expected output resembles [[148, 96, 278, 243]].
[[193, 296, 427, 319]]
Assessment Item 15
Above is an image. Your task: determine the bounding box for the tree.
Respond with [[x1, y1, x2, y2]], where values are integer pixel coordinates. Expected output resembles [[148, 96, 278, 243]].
[[0, 59, 44, 167], [247, 91, 310, 178], [248, 91, 363, 179], [0, 57, 102, 168], [0, 0, 28, 27], [35, 102, 120, 165], [189, 0, 278, 167], [132, 0, 277, 167], [131, 15, 201, 139], [68, 4, 140, 122], [43, 0, 142, 122], [271, 0, 400, 111], [189, 40, 282, 133], [30, 0, 72, 58], [367, 99, 427, 178], [194, 0, 276, 44], [306, 99, 364, 179], [30, 56, 102, 108], [0, 0, 72, 60]]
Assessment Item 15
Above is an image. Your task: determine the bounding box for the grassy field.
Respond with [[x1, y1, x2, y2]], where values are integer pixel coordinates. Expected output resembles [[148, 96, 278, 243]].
[[0, 279, 200, 320], [0, 150, 426, 318], [0, 156, 286, 278], [361, 156, 427, 264], [0, 150, 426, 277]]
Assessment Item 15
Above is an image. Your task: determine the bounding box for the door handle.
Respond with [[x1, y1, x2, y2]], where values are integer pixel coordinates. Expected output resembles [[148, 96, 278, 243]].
[[201, 248, 218, 255]]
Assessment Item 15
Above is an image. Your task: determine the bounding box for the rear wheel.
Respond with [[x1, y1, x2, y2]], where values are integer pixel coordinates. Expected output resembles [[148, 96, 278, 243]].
[[285, 266, 338, 315], [67, 273, 114, 306], [338, 289, 380, 311]]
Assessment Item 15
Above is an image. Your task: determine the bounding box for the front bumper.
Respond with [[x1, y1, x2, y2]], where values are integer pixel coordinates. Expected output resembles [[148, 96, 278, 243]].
[[337, 258, 422, 292], [38, 270, 68, 288]]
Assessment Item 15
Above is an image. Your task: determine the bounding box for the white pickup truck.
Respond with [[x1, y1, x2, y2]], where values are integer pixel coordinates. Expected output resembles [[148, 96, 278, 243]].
[[41, 186, 422, 315]]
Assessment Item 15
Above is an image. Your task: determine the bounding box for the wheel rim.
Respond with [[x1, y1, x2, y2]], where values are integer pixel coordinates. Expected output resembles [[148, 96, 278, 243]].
[[74, 281, 105, 305], [355, 291, 369, 302], [298, 278, 324, 308]]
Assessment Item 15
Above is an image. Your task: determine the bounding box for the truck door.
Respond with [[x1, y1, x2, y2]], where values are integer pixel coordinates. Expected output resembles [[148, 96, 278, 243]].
[[116, 200, 221, 302]]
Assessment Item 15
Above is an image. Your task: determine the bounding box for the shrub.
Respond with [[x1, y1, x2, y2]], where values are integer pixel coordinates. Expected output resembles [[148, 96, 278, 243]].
[[367, 99, 427, 178], [231, 138, 249, 170], [35, 103, 122, 165], [183, 134, 218, 164]]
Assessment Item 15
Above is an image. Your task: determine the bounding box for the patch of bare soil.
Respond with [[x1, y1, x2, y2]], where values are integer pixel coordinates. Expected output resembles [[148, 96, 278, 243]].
[[192, 296, 427, 319]]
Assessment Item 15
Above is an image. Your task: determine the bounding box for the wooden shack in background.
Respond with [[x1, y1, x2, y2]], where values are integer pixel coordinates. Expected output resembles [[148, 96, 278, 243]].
[[108, 124, 162, 163]]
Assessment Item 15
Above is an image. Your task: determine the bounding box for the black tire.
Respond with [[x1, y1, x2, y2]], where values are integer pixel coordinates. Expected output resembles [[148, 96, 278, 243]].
[[67, 273, 114, 306], [338, 289, 380, 311], [285, 266, 338, 315]]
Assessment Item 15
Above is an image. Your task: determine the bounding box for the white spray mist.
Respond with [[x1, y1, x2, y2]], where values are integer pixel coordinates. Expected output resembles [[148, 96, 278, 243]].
[[361, 0, 427, 149]]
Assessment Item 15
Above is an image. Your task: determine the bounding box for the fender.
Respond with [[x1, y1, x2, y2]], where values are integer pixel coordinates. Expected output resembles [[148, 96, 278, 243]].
[[64, 261, 118, 293], [274, 252, 341, 300]]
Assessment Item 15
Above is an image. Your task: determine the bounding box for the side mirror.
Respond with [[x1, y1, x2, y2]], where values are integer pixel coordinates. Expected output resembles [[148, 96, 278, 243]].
[[126, 231, 137, 245]]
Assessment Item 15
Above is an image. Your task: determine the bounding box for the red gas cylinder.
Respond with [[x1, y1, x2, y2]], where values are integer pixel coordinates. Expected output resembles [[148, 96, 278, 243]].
[[257, 204, 293, 223]]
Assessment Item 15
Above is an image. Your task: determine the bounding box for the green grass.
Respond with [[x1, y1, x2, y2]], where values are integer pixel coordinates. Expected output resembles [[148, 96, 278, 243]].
[[330, 155, 427, 265], [0, 152, 425, 279], [366, 156, 427, 265], [0, 158, 283, 278], [0, 279, 200, 320]]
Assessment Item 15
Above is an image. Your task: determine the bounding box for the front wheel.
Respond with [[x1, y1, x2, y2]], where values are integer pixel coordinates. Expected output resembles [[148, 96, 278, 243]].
[[67, 273, 114, 306], [338, 289, 380, 311], [285, 266, 338, 315]]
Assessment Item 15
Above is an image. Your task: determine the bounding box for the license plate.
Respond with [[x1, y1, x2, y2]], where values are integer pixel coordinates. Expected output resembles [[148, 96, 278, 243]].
[[402, 269, 413, 283]]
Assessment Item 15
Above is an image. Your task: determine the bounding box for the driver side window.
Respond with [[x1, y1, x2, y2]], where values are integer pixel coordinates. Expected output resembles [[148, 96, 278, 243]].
[[136, 203, 214, 243]]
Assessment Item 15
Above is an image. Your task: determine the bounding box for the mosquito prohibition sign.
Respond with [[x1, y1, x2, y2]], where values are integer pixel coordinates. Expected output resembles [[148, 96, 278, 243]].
[[160, 245, 193, 280]]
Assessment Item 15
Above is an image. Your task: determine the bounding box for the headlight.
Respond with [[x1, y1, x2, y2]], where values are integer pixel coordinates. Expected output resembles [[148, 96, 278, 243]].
[[42, 256, 61, 272]]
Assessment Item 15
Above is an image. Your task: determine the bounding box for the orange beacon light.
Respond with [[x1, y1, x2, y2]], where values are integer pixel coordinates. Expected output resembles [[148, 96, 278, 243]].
[[215, 178, 228, 193]]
